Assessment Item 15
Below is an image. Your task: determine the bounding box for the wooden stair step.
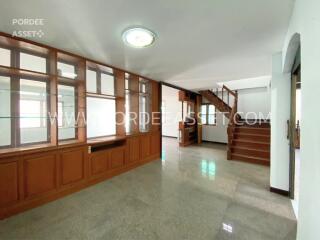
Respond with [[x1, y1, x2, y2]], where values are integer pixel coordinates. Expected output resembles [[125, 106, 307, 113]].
[[234, 133, 270, 142], [235, 127, 270, 134], [231, 146, 270, 158], [233, 139, 270, 150], [230, 153, 270, 166]]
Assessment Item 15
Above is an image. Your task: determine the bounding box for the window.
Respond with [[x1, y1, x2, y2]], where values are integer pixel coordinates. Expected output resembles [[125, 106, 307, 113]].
[[0, 76, 11, 147], [101, 73, 115, 95], [201, 104, 216, 125], [58, 85, 76, 140], [20, 52, 47, 73], [86, 97, 116, 138], [0, 47, 11, 67], [20, 79, 48, 144], [86, 69, 97, 93], [58, 62, 76, 79]]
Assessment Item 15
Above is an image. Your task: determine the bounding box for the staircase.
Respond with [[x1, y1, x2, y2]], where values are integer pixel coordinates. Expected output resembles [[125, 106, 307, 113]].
[[199, 86, 270, 166]]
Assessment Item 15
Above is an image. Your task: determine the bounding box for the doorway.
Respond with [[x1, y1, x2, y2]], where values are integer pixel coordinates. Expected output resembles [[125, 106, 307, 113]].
[[289, 47, 301, 217], [161, 85, 181, 149]]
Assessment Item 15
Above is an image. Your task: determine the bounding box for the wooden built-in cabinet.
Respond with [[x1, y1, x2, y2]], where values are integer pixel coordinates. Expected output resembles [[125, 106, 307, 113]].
[[0, 160, 19, 207], [0, 32, 162, 219]]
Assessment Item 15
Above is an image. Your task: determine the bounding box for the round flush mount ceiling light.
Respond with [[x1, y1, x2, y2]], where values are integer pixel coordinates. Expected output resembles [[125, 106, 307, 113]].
[[122, 27, 156, 48]]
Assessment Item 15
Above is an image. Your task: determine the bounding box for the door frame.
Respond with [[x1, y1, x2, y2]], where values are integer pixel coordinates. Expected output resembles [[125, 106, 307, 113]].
[[289, 48, 300, 199]]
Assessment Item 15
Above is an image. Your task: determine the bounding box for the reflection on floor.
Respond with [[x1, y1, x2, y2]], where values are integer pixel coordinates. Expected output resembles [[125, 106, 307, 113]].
[[0, 137, 296, 239]]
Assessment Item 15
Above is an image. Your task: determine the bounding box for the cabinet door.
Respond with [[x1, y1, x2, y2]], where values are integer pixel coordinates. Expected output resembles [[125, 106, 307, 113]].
[[60, 148, 85, 186], [24, 153, 57, 198], [127, 136, 140, 164], [150, 131, 161, 156], [140, 134, 151, 160], [0, 161, 19, 207], [110, 147, 125, 170], [90, 151, 109, 176]]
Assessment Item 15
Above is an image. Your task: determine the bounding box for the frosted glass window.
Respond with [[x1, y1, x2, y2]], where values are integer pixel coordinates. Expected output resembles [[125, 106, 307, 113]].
[[208, 105, 216, 125], [139, 95, 149, 132], [125, 92, 130, 133], [20, 79, 48, 144], [87, 97, 116, 138], [0, 47, 11, 67], [20, 52, 47, 73], [86, 70, 97, 93], [0, 76, 11, 146], [101, 73, 114, 95], [200, 105, 207, 125], [58, 62, 76, 79], [58, 85, 76, 140]]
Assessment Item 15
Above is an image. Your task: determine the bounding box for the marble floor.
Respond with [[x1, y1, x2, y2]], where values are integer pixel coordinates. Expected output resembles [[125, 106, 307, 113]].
[[0, 137, 297, 240]]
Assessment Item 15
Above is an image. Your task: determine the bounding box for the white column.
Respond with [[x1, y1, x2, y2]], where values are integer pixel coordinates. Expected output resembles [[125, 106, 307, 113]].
[[270, 52, 291, 191]]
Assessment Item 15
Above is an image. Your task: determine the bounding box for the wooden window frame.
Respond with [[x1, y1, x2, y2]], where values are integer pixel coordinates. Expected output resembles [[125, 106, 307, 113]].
[[201, 103, 216, 126]]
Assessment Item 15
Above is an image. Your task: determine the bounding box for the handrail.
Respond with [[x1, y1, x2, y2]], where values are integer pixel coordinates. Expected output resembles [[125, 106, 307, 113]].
[[222, 85, 237, 97]]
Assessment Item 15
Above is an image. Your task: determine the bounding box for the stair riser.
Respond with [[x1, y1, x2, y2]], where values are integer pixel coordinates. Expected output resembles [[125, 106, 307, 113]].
[[234, 135, 270, 142], [231, 148, 270, 159], [235, 128, 270, 135], [230, 154, 270, 166], [233, 141, 270, 150]]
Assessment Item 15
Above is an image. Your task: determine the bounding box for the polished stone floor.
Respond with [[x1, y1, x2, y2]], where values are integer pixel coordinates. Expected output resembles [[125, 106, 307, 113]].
[[0, 138, 297, 240]]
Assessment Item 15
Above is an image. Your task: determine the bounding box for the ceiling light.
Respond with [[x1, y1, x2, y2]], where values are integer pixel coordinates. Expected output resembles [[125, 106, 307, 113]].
[[122, 27, 156, 48]]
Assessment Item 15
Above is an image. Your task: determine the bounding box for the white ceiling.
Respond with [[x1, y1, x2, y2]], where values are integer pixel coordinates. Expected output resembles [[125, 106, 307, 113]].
[[0, 0, 294, 90]]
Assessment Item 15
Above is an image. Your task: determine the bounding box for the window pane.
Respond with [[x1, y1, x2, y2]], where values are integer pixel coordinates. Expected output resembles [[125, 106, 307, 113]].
[[139, 95, 149, 132], [0, 47, 11, 67], [208, 105, 215, 114], [87, 97, 116, 138], [58, 62, 76, 79], [20, 52, 47, 73], [86, 70, 97, 93], [101, 73, 114, 95], [201, 114, 207, 125], [58, 85, 76, 140], [201, 105, 207, 115], [125, 92, 130, 133], [20, 79, 48, 144], [0, 76, 11, 146], [208, 105, 216, 124]]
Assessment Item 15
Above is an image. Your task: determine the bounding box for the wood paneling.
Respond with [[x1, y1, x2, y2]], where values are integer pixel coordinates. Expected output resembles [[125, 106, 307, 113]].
[[24, 153, 57, 198], [0, 161, 19, 207], [90, 151, 109, 176], [127, 136, 140, 164], [150, 132, 161, 156], [110, 147, 125, 169], [60, 148, 85, 186], [140, 134, 151, 160]]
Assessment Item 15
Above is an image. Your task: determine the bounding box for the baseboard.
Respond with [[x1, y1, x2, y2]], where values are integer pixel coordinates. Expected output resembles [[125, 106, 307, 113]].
[[202, 140, 227, 145], [270, 187, 290, 197], [162, 135, 178, 139]]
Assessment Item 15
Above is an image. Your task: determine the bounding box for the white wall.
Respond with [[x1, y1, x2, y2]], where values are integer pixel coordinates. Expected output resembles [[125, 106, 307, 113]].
[[270, 53, 291, 192], [278, 1, 320, 239], [202, 110, 228, 143], [161, 86, 181, 138], [237, 87, 271, 119]]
